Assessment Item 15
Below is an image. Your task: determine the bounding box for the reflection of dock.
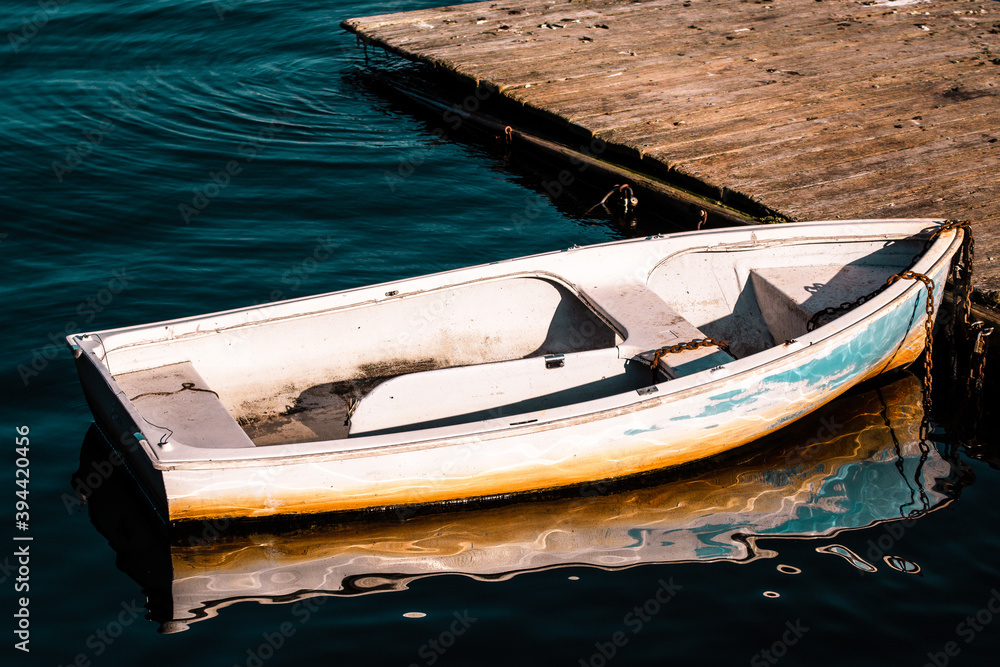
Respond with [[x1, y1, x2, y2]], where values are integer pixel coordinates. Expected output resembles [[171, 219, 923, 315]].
[[342, 0, 1000, 306], [76, 373, 958, 632]]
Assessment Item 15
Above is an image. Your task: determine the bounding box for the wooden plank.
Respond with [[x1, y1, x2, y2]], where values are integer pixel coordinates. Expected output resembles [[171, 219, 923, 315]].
[[343, 0, 1000, 305]]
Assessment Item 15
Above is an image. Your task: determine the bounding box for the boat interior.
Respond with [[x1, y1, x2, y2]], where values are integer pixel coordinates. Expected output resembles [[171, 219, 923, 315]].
[[105, 237, 925, 447]]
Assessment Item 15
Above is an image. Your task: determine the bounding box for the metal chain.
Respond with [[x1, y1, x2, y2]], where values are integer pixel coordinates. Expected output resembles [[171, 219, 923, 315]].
[[964, 322, 993, 427], [806, 220, 971, 333], [806, 287, 889, 331], [647, 222, 976, 430], [587, 183, 638, 218], [648, 338, 730, 379], [887, 271, 936, 419], [902, 220, 977, 429], [803, 266, 938, 422], [944, 220, 974, 331], [939, 221, 992, 434]]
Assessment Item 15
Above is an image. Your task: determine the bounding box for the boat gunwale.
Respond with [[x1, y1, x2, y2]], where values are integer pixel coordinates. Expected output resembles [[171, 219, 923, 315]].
[[78, 269, 603, 357], [68, 219, 961, 471], [71, 219, 941, 350]]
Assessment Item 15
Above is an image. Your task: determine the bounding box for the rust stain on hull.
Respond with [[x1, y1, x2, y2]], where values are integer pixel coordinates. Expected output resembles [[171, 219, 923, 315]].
[[164, 387, 866, 522]]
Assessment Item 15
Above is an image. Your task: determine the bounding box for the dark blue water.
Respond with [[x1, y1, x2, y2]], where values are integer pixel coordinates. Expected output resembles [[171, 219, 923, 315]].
[[2, 1, 999, 665]]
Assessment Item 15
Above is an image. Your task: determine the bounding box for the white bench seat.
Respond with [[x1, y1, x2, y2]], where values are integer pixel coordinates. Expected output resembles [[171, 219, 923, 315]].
[[750, 265, 894, 343], [347, 348, 647, 436], [114, 361, 256, 449], [347, 282, 738, 437], [579, 282, 735, 380]]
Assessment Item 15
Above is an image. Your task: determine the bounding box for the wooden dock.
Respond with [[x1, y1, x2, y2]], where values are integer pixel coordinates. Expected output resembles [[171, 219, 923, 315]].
[[343, 0, 1000, 309]]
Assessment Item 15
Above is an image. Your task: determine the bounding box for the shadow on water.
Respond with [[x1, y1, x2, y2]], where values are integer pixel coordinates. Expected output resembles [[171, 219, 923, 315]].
[[71, 371, 973, 633], [344, 65, 714, 237]]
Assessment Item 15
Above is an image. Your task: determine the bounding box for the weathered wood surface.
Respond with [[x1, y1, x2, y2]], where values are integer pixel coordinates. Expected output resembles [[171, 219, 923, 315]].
[[343, 0, 1000, 305]]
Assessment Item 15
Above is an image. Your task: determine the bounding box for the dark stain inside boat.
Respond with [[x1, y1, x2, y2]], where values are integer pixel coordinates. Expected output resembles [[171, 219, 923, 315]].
[[242, 375, 388, 445], [237, 281, 623, 444]]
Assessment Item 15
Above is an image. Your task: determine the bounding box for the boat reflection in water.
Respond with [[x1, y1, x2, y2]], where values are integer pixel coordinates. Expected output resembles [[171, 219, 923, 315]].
[[74, 372, 962, 633]]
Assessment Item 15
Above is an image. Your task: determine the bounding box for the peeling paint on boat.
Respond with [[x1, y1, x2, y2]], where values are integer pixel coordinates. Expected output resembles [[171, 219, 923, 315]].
[[624, 426, 663, 436]]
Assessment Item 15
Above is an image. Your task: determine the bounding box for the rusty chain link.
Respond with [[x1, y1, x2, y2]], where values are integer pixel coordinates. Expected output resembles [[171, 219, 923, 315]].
[[806, 220, 971, 333], [648, 338, 730, 379], [885, 220, 976, 425], [806, 269, 937, 412], [806, 288, 888, 332], [933, 221, 992, 434], [939, 220, 975, 332], [887, 271, 936, 419]]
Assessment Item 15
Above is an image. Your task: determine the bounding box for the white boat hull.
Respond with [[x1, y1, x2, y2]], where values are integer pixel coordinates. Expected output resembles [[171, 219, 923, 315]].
[[67, 219, 964, 522]]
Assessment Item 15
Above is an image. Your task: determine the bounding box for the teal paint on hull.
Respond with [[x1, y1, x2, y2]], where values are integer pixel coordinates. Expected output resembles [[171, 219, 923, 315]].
[[667, 288, 927, 430], [624, 425, 664, 436], [761, 291, 924, 396], [669, 387, 753, 421]]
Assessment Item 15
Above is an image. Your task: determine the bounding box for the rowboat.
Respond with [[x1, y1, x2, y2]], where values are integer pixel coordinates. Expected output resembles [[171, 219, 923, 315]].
[[77, 373, 955, 631], [66, 219, 965, 523]]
